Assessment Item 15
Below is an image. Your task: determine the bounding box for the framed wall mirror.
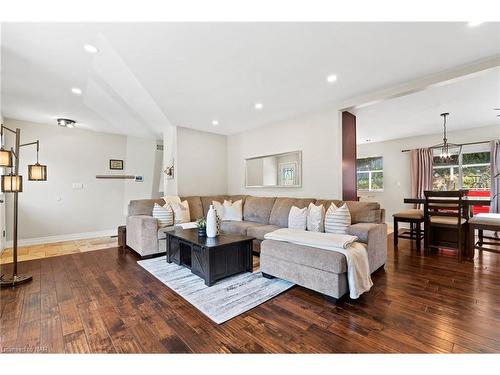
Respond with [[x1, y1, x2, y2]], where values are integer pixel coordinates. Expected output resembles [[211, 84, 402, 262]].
[[245, 151, 302, 188]]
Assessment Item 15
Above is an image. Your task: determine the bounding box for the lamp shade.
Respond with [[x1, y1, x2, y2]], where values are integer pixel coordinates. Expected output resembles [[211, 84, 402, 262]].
[[28, 163, 47, 181], [0, 148, 12, 167], [1, 174, 23, 192]]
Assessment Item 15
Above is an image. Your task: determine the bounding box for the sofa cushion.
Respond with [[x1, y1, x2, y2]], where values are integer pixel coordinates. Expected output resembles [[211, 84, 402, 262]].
[[180, 196, 204, 221], [128, 199, 165, 216], [261, 239, 347, 274], [200, 195, 228, 216], [220, 220, 265, 236], [344, 201, 381, 224], [269, 197, 316, 227], [316, 200, 381, 224], [227, 195, 248, 205], [246, 224, 281, 240], [243, 196, 276, 224], [315, 199, 343, 212]]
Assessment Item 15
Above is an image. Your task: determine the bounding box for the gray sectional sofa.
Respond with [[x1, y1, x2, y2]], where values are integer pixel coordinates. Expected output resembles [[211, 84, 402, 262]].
[[126, 195, 387, 300]]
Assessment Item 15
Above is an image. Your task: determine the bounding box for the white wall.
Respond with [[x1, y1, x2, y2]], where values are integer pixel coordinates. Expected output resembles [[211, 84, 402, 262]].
[[357, 124, 500, 223], [227, 108, 342, 198], [176, 127, 227, 196], [163, 125, 178, 195], [3, 118, 159, 243], [122, 136, 161, 215]]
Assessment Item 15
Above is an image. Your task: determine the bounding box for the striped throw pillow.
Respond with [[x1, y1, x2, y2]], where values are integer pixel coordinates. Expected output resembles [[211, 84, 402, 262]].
[[152, 203, 174, 227], [288, 206, 308, 230], [324, 203, 351, 234]]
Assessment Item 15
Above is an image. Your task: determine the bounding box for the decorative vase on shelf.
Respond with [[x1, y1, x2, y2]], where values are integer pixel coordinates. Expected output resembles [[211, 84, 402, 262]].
[[206, 205, 218, 238]]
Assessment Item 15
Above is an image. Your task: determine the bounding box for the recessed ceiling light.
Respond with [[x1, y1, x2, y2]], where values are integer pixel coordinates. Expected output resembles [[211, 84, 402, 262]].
[[71, 87, 82, 95], [326, 74, 337, 83], [212, 120, 219, 126], [254, 103, 263, 110], [467, 22, 484, 27], [83, 44, 98, 54]]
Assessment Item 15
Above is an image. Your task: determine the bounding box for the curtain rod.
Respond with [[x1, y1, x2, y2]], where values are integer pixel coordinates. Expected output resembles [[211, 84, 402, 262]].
[[401, 140, 491, 153]]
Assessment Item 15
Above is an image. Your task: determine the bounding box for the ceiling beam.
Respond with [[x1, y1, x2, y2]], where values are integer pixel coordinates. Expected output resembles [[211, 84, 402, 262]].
[[338, 54, 500, 112]]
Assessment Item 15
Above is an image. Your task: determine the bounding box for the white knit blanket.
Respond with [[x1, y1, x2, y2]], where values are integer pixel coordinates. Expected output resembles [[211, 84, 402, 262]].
[[264, 228, 373, 299]]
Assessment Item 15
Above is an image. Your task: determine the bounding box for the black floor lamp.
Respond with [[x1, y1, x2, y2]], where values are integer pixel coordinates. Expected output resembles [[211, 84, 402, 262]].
[[0, 124, 47, 287]]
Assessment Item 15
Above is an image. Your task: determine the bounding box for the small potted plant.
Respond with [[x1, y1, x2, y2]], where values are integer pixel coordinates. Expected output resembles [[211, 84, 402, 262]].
[[196, 217, 207, 237]]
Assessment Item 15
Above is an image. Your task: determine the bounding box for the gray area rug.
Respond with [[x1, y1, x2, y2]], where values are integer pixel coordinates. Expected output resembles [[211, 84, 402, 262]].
[[137, 256, 294, 324]]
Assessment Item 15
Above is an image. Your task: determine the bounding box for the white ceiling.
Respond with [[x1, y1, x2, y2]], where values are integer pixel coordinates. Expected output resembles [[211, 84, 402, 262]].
[[1, 22, 500, 138], [354, 68, 500, 143]]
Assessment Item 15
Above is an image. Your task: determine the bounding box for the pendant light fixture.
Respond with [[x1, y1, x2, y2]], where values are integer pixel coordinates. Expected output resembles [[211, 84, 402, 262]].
[[1, 171, 23, 192], [0, 127, 13, 167], [28, 141, 47, 181], [429, 113, 462, 162]]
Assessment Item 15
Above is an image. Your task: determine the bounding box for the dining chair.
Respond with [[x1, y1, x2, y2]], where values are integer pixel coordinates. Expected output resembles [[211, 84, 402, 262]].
[[423, 190, 468, 261], [467, 213, 500, 259], [393, 209, 424, 251]]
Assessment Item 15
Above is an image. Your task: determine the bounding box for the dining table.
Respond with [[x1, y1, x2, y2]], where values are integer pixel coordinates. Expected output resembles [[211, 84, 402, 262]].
[[403, 196, 491, 207], [404, 195, 491, 260], [403, 196, 491, 219]]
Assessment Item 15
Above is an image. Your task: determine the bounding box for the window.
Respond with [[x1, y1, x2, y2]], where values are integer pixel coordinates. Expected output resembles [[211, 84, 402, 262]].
[[432, 146, 491, 191], [357, 157, 383, 191]]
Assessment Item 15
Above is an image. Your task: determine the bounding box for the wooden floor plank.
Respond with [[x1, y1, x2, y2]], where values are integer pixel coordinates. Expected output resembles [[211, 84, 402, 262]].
[[1, 234, 499, 353]]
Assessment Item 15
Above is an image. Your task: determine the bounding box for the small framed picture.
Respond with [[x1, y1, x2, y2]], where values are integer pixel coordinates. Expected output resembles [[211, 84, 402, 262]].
[[109, 159, 124, 170]]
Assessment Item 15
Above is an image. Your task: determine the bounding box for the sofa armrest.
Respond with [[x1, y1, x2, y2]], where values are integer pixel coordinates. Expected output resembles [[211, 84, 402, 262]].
[[347, 223, 387, 273], [126, 215, 159, 256]]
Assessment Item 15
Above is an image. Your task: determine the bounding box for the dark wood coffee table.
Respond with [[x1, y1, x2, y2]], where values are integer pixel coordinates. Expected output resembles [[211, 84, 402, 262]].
[[165, 228, 254, 286]]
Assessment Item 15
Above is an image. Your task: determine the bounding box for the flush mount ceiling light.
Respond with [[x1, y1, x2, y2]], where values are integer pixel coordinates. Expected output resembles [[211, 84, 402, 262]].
[[83, 44, 98, 54], [71, 87, 82, 95], [467, 21, 484, 27], [57, 118, 76, 128], [212, 120, 219, 126], [326, 74, 338, 83], [254, 103, 263, 110]]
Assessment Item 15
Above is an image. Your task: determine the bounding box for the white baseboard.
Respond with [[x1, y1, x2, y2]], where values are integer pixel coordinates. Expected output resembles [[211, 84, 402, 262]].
[[4, 229, 117, 248]]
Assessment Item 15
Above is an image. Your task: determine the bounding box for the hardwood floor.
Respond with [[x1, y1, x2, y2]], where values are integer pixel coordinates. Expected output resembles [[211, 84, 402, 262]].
[[1, 235, 499, 353]]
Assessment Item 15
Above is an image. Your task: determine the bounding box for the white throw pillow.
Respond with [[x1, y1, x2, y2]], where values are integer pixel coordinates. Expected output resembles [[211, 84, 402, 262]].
[[152, 203, 174, 227], [171, 200, 191, 224], [325, 203, 351, 234], [162, 195, 181, 206], [307, 203, 325, 232], [212, 200, 224, 218], [222, 199, 243, 221], [288, 206, 308, 230]]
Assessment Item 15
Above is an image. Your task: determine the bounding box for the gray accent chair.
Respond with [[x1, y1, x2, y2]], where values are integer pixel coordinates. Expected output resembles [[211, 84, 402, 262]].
[[126, 195, 387, 299]]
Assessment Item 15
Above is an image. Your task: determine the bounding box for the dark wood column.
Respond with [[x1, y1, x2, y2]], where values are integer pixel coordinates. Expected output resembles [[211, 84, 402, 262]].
[[342, 111, 357, 201]]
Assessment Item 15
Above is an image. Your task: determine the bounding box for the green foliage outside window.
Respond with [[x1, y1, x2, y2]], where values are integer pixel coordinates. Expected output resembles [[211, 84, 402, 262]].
[[357, 157, 383, 191], [432, 151, 491, 191]]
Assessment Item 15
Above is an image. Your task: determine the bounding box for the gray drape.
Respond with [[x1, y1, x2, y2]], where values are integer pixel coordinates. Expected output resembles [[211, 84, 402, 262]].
[[410, 148, 434, 207], [491, 140, 500, 213]]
